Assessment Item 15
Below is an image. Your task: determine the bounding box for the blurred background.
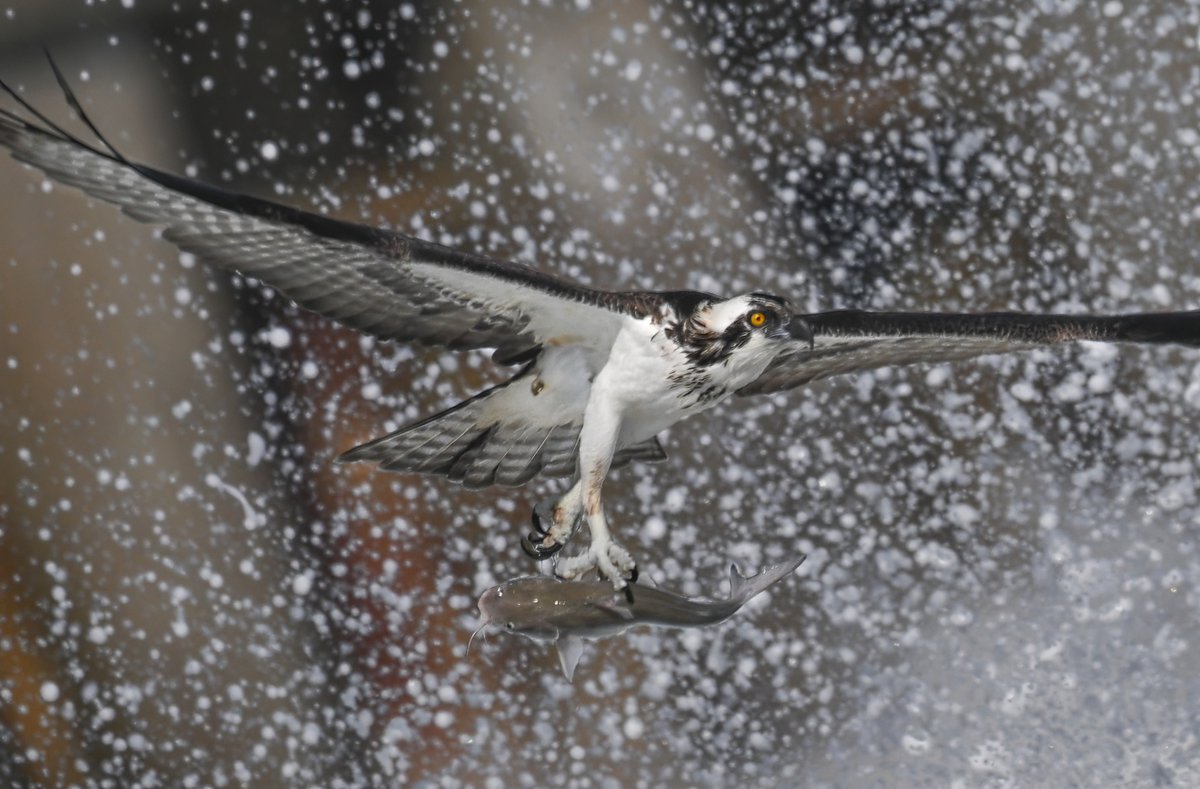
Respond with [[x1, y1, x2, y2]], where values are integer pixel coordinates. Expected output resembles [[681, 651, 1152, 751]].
[[1, 0, 1199, 785]]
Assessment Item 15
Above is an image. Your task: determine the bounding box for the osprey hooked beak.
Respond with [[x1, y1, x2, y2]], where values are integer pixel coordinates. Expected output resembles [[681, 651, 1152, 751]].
[[789, 316, 815, 350]]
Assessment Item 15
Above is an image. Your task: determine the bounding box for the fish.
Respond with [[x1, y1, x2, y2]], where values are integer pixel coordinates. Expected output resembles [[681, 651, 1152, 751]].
[[475, 553, 807, 681]]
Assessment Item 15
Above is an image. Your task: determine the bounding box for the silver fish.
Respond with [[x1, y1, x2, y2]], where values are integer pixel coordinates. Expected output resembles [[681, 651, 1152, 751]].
[[475, 554, 806, 681]]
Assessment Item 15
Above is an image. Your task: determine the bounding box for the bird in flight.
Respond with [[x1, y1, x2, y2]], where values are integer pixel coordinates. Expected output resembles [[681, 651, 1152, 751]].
[[3, 59, 1198, 587]]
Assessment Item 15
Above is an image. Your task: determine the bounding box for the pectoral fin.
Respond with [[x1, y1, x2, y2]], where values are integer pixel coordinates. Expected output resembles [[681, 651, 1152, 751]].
[[556, 635, 586, 681]]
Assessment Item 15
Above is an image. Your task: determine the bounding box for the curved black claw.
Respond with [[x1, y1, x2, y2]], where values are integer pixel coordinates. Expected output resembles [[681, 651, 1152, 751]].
[[521, 532, 564, 560], [530, 507, 549, 537], [531, 497, 562, 538]]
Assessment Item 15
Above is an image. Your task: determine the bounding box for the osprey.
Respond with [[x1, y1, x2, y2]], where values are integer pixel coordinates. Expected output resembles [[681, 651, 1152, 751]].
[[3, 62, 1199, 587]]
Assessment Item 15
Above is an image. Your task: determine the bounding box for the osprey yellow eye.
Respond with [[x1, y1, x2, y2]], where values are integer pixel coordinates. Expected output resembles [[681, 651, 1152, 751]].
[[749, 311, 767, 327]]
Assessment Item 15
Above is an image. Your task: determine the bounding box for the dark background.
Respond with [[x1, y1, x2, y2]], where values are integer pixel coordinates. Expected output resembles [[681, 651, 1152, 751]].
[[1, 1, 1199, 785]]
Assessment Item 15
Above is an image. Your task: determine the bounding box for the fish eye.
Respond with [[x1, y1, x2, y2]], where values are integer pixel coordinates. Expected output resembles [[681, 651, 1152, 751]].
[[748, 310, 768, 328], [505, 622, 514, 630]]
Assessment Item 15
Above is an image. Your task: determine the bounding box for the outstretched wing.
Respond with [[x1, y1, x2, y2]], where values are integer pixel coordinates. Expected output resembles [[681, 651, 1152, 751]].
[[739, 309, 1200, 396], [0, 63, 649, 366]]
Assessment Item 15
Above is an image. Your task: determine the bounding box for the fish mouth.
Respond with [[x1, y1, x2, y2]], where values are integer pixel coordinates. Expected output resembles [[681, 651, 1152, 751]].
[[468, 600, 499, 655]]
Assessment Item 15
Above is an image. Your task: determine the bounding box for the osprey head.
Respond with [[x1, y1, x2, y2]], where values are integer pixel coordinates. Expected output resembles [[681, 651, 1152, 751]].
[[671, 292, 796, 368], [697, 292, 793, 339]]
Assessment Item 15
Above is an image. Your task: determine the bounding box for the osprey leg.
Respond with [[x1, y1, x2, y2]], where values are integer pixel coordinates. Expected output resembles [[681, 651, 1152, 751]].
[[552, 409, 639, 587]]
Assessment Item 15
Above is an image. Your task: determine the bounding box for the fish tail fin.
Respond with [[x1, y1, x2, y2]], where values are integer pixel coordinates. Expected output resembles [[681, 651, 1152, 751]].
[[729, 553, 808, 605]]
